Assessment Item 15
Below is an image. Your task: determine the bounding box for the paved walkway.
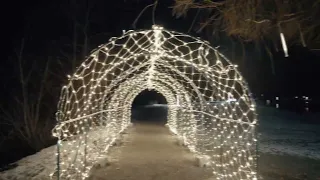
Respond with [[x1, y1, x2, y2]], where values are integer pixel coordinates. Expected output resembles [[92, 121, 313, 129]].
[[88, 123, 212, 180]]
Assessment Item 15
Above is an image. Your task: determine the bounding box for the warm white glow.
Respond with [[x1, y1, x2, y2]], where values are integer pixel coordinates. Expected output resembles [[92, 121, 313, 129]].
[[280, 33, 289, 57], [51, 25, 258, 180]]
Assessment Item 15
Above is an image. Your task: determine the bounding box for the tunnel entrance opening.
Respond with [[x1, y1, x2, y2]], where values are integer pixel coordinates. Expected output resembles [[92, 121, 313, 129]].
[[131, 89, 168, 125]]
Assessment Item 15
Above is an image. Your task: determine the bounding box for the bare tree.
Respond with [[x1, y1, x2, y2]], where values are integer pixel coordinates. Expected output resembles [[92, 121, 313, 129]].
[[72, 0, 78, 72], [56, 0, 98, 74], [172, 0, 320, 52], [170, 0, 320, 75], [0, 38, 55, 151]]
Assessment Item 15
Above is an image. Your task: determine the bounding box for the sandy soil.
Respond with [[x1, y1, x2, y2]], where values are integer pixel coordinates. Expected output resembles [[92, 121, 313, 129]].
[[88, 123, 213, 180]]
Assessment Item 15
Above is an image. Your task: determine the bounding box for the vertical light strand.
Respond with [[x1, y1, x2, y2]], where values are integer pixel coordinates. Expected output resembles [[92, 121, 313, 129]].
[[278, 23, 289, 57]]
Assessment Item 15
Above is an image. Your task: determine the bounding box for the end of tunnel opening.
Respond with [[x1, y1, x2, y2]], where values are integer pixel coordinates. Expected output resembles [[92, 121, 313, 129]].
[[131, 89, 168, 125]]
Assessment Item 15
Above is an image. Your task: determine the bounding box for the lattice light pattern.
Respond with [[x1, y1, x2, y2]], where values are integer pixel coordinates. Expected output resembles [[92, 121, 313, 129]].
[[52, 25, 258, 180]]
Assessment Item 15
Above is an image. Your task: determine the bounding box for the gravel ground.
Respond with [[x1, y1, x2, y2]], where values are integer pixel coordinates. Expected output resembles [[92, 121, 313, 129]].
[[88, 123, 213, 180]]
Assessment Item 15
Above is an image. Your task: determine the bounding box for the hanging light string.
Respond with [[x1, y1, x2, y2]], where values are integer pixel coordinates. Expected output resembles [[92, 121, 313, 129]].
[[278, 23, 289, 57]]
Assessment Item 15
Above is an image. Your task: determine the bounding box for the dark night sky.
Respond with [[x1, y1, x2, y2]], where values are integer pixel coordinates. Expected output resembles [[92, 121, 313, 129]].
[[2, 0, 320, 105], [3, 1, 189, 50]]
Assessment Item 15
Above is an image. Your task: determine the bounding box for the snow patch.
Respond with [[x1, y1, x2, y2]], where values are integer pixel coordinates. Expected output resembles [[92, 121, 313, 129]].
[[204, 178, 216, 180], [195, 155, 211, 167], [92, 156, 111, 169], [0, 145, 56, 180], [112, 138, 122, 146], [176, 136, 186, 146]]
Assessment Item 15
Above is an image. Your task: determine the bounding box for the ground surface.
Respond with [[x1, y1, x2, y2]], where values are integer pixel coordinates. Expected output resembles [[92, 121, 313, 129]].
[[88, 123, 213, 180], [1, 105, 320, 179], [259, 153, 320, 180]]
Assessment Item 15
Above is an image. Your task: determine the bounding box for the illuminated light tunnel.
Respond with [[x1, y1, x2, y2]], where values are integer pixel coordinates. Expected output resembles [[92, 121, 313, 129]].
[[52, 25, 258, 180]]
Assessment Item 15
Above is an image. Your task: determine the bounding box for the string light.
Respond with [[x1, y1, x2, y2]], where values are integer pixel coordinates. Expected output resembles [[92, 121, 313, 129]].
[[278, 23, 289, 57], [304, 96, 309, 112], [51, 25, 258, 180]]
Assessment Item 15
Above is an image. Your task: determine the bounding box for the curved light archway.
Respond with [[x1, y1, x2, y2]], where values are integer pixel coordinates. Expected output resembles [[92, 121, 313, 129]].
[[52, 25, 258, 180]]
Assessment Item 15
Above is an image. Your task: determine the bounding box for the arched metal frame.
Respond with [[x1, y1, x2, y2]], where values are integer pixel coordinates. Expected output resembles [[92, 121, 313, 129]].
[[52, 25, 258, 180]]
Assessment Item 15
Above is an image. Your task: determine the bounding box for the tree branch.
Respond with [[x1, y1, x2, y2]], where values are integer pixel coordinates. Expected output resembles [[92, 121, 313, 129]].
[[188, 8, 201, 33], [245, 19, 271, 24], [133, 3, 155, 28]]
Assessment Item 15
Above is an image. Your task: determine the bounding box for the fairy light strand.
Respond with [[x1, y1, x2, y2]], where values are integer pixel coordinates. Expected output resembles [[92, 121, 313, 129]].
[[51, 25, 258, 180]]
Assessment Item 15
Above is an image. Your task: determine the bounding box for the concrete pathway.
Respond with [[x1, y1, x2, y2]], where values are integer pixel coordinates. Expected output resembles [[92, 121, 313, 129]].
[[88, 123, 212, 180]]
